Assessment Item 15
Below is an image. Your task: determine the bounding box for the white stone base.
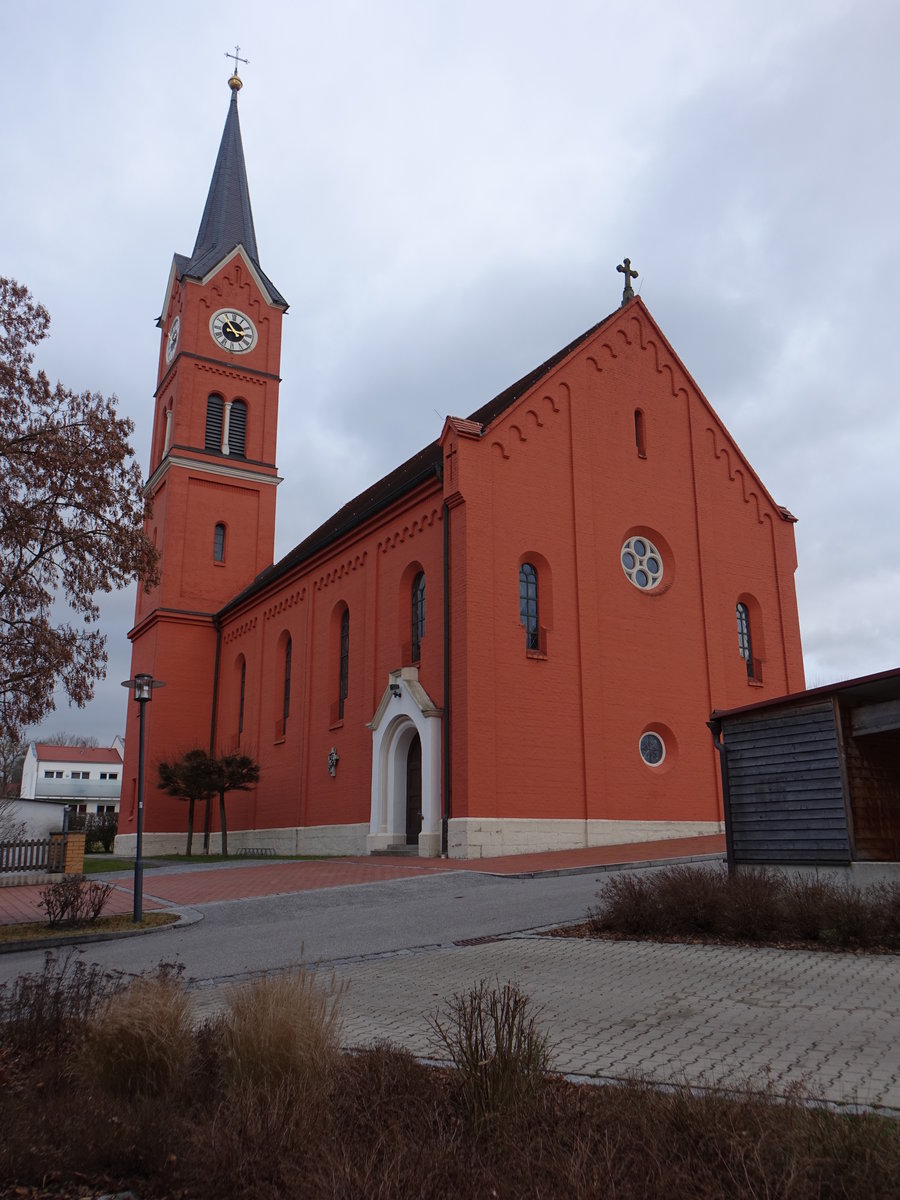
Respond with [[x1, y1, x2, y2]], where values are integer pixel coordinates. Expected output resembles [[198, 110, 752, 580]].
[[115, 822, 368, 859], [418, 829, 441, 858], [447, 817, 723, 860]]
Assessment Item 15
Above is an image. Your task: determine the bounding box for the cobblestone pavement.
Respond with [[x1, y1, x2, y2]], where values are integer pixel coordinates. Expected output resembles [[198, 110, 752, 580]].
[[192, 934, 900, 1112]]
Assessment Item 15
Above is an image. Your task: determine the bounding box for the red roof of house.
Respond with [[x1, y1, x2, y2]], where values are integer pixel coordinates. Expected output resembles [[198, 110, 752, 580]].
[[34, 744, 123, 764]]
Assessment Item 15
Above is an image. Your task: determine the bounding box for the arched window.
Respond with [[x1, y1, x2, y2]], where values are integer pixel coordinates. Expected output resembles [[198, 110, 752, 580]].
[[282, 637, 292, 732], [634, 408, 647, 458], [338, 609, 350, 719], [228, 399, 247, 457], [238, 657, 246, 736], [411, 572, 425, 662], [519, 563, 539, 651], [736, 602, 758, 680], [213, 523, 226, 562], [205, 395, 224, 451]]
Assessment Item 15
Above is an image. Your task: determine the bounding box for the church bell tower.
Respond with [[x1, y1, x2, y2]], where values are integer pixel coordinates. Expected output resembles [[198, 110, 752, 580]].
[[120, 69, 287, 842]]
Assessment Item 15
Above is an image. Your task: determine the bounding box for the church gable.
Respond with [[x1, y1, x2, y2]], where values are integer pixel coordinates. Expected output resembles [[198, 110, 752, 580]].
[[473, 297, 791, 531]]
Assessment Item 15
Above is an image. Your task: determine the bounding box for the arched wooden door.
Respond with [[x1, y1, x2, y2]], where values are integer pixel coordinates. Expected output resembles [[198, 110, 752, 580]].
[[405, 733, 422, 845]]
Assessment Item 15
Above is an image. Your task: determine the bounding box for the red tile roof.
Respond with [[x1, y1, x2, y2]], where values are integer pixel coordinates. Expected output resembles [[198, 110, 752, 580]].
[[34, 745, 123, 764]]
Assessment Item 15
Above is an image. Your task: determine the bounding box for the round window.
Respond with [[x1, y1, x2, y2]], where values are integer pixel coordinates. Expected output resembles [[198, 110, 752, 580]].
[[639, 732, 666, 767], [622, 536, 663, 590]]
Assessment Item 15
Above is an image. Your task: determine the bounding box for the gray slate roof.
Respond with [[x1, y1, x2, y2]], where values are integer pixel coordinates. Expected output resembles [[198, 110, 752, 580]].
[[180, 89, 286, 308]]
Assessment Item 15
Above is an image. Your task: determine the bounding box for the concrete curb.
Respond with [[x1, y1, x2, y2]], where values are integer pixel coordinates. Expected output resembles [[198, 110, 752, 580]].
[[0, 906, 203, 955], [486, 851, 726, 879]]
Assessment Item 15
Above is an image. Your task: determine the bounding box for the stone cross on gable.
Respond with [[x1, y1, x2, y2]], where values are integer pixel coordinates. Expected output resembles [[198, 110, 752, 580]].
[[617, 258, 638, 306]]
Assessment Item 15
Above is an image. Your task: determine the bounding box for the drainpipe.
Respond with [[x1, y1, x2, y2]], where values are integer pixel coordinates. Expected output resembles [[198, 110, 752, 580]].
[[707, 717, 734, 874], [442, 501, 452, 857]]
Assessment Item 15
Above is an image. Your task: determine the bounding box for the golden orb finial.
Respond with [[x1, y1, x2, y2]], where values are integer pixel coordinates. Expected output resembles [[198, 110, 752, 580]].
[[225, 45, 248, 92]]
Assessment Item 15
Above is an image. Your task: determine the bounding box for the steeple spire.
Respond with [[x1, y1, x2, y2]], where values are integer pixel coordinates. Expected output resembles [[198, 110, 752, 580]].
[[180, 72, 286, 307]]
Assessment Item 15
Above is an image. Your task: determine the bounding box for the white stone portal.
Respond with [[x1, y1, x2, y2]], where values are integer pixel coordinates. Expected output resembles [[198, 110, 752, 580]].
[[367, 667, 442, 857]]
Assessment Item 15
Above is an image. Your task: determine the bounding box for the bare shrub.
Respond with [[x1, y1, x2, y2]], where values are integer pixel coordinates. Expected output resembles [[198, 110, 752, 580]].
[[655, 864, 725, 935], [0, 794, 26, 844], [784, 874, 837, 942], [869, 880, 900, 947], [588, 871, 660, 934], [39, 874, 113, 927], [75, 964, 193, 1099], [217, 964, 345, 1091], [818, 882, 874, 947], [716, 867, 785, 940], [0, 950, 125, 1060], [589, 865, 900, 950], [430, 980, 552, 1131]]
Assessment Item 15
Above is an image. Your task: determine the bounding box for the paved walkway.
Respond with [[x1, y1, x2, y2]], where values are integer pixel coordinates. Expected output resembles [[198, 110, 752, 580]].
[[192, 932, 900, 1113], [5, 832, 898, 1113], [0, 834, 725, 925]]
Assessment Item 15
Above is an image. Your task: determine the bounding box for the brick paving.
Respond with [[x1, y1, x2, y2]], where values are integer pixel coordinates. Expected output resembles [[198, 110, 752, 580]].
[[191, 934, 900, 1112], [0, 834, 724, 924], [6, 832, 899, 1112]]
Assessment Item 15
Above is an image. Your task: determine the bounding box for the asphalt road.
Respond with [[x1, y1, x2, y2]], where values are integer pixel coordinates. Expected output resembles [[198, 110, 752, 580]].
[[0, 867, 611, 987]]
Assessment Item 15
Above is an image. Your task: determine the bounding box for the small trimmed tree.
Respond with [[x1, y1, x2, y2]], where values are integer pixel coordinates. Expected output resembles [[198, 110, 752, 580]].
[[211, 753, 259, 857], [157, 750, 215, 857]]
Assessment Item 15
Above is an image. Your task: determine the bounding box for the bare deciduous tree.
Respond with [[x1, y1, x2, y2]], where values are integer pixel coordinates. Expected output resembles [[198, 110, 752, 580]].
[[41, 733, 101, 748], [0, 731, 26, 799], [0, 277, 158, 739]]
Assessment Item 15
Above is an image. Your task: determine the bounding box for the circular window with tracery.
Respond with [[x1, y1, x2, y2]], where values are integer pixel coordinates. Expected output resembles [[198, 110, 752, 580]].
[[621, 536, 663, 590], [639, 732, 666, 767]]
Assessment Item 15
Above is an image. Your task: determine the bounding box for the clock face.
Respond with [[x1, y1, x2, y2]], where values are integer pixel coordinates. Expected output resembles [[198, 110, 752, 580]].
[[210, 308, 257, 354], [165, 315, 180, 364]]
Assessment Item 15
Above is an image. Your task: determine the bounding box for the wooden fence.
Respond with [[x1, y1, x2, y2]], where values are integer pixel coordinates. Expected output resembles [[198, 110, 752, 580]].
[[0, 835, 65, 874]]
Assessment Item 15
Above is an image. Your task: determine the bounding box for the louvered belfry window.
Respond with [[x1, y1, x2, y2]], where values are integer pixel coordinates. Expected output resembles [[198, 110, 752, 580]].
[[205, 395, 224, 451], [228, 400, 247, 457]]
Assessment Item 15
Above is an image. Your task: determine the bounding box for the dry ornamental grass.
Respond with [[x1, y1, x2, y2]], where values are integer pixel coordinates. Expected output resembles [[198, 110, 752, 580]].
[[0, 952, 898, 1198]]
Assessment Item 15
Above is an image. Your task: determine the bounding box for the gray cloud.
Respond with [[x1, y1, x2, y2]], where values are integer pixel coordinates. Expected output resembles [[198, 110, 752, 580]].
[[5, 0, 897, 743]]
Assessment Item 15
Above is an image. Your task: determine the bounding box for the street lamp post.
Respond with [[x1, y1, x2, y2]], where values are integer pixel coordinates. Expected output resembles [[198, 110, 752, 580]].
[[121, 672, 165, 922]]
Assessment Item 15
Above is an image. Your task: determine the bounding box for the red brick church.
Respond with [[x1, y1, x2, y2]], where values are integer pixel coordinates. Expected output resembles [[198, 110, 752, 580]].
[[117, 75, 805, 859]]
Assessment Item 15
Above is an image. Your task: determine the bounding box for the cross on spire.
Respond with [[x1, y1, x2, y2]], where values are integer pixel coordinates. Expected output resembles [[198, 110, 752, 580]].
[[617, 258, 638, 306], [226, 45, 249, 88]]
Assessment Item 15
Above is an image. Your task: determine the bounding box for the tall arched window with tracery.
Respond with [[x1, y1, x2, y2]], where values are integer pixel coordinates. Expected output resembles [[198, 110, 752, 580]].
[[282, 637, 292, 734], [519, 563, 539, 651], [736, 602, 757, 680], [411, 572, 425, 662], [213, 523, 226, 562], [238, 657, 246, 737], [338, 609, 350, 719]]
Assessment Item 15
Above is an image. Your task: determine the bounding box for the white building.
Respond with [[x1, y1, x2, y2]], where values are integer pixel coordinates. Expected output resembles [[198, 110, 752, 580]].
[[17, 740, 124, 837]]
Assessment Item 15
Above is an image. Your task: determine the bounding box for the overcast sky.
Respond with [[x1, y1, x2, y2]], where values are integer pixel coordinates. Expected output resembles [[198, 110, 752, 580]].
[[5, 0, 899, 745]]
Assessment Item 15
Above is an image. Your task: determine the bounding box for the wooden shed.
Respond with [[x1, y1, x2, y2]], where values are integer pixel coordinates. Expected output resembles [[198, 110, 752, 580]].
[[709, 667, 900, 868]]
